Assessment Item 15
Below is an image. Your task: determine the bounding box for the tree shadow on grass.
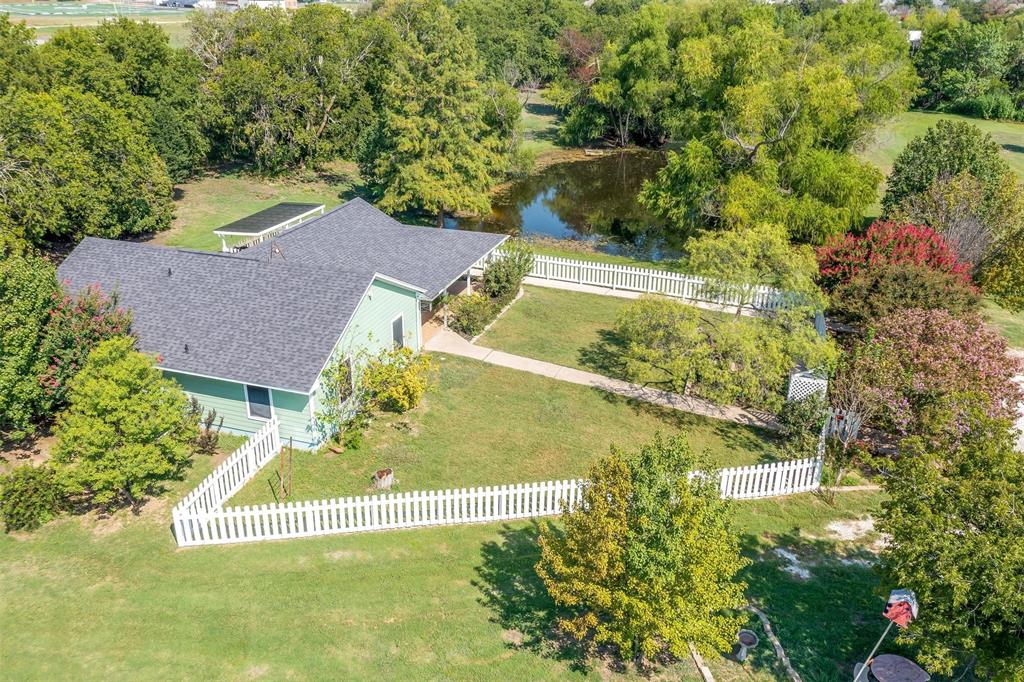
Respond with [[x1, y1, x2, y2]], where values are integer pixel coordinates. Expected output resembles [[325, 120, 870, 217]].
[[473, 521, 600, 675], [577, 328, 629, 380], [738, 531, 892, 681]]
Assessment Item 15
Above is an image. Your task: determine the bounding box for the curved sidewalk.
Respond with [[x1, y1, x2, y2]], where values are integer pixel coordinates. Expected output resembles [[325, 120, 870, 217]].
[[425, 328, 777, 430]]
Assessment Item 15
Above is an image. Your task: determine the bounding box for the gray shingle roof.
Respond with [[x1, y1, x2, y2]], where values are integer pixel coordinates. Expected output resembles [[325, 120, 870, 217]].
[[237, 198, 508, 299], [57, 238, 378, 393]]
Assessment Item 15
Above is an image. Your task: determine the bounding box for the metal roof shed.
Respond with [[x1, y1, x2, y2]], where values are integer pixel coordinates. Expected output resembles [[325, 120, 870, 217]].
[[213, 202, 325, 252]]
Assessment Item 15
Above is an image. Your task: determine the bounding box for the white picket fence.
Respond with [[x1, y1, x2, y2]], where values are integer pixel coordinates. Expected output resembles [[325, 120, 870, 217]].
[[172, 453, 822, 547], [527, 254, 790, 311], [173, 417, 282, 517]]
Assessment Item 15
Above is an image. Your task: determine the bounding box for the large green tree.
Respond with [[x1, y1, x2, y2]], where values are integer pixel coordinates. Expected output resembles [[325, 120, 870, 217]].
[[879, 409, 1024, 678], [0, 246, 59, 442], [449, 0, 588, 83], [0, 88, 173, 247], [192, 6, 385, 172], [358, 0, 509, 226], [536, 435, 747, 664], [632, 0, 913, 242], [614, 295, 834, 412], [53, 336, 197, 509], [0, 15, 43, 96]]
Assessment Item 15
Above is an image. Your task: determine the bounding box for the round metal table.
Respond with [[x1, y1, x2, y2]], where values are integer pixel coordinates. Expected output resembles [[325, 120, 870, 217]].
[[870, 654, 930, 682]]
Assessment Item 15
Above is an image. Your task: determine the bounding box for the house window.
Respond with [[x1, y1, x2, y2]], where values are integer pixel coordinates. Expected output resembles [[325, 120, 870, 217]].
[[392, 315, 405, 348], [245, 385, 272, 421], [338, 357, 354, 404]]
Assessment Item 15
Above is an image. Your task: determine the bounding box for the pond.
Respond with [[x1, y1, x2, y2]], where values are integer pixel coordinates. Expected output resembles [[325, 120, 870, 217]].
[[448, 149, 683, 261]]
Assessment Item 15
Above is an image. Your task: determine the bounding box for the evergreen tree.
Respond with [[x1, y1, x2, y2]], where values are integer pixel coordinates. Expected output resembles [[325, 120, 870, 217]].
[[359, 0, 507, 226]]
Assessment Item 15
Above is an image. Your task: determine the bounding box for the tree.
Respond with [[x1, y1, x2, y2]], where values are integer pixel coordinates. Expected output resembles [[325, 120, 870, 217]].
[[882, 120, 1015, 215], [633, 0, 913, 241], [36, 284, 133, 414], [865, 308, 1022, 434], [357, 0, 509, 226], [192, 6, 385, 172], [614, 295, 834, 412], [816, 221, 973, 293], [450, 0, 589, 83], [913, 19, 1018, 118], [0, 15, 43, 96], [52, 337, 197, 508], [0, 88, 173, 247], [686, 222, 824, 316], [879, 411, 1024, 678], [0, 248, 58, 442], [536, 435, 747, 664], [830, 262, 980, 325]]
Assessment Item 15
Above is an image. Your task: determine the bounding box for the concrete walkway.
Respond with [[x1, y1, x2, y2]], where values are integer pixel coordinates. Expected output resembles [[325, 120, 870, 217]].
[[425, 328, 776, 430]]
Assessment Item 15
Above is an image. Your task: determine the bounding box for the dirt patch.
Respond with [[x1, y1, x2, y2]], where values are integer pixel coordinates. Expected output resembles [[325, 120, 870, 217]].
[[324, 549, 372, 562], [1, 432, 57, 473], [502, 629, 524, 646], [827, 517, 875, 541], [773, 548, 812, 580]]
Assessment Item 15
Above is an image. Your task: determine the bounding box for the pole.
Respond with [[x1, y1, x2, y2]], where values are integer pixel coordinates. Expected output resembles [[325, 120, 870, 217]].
[[854, 620, 894, 681]]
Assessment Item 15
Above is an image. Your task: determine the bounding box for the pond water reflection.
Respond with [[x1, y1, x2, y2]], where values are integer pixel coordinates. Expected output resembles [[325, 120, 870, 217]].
[[449, 150, 683, 261]]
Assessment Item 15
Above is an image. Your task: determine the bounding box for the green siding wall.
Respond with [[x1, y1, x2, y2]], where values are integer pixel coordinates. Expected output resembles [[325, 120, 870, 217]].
[[164, 277, 421, 450], [164, 371, 315, 448], [311, 279, 421, 443]]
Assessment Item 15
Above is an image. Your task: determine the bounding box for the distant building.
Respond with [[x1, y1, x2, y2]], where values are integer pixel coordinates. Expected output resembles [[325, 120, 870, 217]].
[[237, 0, 298, 8], [908, 29, 923, 48]]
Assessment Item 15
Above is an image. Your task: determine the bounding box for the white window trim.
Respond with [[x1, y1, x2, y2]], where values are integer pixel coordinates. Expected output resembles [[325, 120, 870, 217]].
[[244, 384, 275, 422], [391, 314, 405, 348]]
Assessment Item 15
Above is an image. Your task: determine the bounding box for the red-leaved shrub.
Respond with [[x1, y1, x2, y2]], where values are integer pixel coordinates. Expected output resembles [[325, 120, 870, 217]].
[[816, 221, 973, 292]]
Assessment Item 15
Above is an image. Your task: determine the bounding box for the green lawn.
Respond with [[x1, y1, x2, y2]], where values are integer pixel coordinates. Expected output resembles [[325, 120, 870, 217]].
[[983, 298, 1024, 349], [232, 353, 783, 505], [859, 110, 1024, 180], [0, 446, 886, 682], [479, 285, 736, 379], [520, 90, 562, 157], [157, 164, 359, 251]]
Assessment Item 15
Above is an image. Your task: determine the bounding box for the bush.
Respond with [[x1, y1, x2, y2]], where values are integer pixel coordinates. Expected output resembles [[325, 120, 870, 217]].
[[0, 465, 62, 532], [777, 393, 827, 459], [831, 262, 980, 325], [37, 284, 132, 414], [854, 309, 1023, 435], [359, 346, 436, 413], [52, 336, 198, 509], [816, 221, 972, 292], [482, 239, 534, 305], [448, 293, 495, 338], [188, 397, 222, 457]]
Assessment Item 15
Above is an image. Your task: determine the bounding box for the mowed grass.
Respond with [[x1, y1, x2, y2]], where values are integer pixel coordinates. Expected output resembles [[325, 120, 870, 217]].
[[0, 444, 885, 682], [984, 298, 1024, 349], [520, 90, 562, 157], [859, 110, 1024, 179], [158, 164, 359, 251], [480, 285, 737, 378], [232, 354, 783, 505]]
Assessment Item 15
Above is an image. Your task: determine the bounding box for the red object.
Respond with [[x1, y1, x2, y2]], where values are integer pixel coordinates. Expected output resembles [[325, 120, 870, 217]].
[[883, 601, 914, 627]]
